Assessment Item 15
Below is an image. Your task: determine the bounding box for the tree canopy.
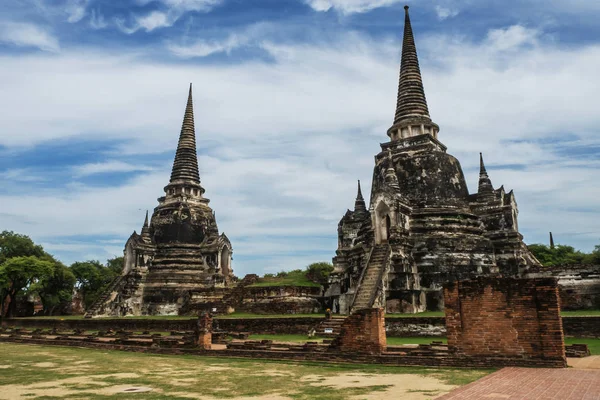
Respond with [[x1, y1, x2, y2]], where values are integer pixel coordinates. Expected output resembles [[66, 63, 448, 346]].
[[70, 260, 118, 308], [0, 256, 55, 317], [528, 243, 600, 266], [305, 262, 334, 285]]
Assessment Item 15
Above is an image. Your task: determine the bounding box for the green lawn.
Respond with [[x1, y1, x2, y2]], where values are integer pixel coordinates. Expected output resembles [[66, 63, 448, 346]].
[[562, 310, 600, 317], [564, 337, 600, 355], [247, 275, 321, 288], [0, 343, 491, 399]]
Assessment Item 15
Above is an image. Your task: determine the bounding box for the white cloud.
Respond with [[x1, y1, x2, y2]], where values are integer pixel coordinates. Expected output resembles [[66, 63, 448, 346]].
[[65, 0, 88, 23], [435, 5, 459, 20], [120, 0, 223, 33], [158, 0, 223, 12], [486, 25, 539, 51], [304, 0, 402, 14], [0, 21, 60, 52], [168, 33, 246, 57], [73, 161, 158, 177], [136, 11, 171, 32], [1, 23, 600, 273], [89, 10, 108, 30]]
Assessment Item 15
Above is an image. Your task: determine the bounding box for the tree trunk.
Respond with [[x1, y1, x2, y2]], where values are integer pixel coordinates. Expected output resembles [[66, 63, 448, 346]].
[[7, 289, 20, 318]]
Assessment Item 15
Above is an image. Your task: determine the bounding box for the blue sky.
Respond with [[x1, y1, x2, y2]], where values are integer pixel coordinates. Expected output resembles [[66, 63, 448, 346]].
[[1, 0, 600, 276]]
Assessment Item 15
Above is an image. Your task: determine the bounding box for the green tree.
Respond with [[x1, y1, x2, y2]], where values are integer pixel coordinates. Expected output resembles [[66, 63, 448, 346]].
[[70, 261, 117, 308], [0, 231, 45, 264], [305, 262, 334, 285], [31, 260, 76, 316], [0, 256, 54, 317], [106, 256, 124, 275], [528, 243, 598, 266]]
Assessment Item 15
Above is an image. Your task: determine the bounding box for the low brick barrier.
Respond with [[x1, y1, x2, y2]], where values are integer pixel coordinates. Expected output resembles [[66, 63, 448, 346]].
[[0, 334, 566, 368], [3, 315, 598, 338]]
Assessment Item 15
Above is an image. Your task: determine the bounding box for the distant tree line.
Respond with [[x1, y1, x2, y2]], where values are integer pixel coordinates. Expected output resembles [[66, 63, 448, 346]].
[[527, 243, 600, 266], [0, 231, 123, 318], [3, 229, 599, 317], [263, 262, 334, 286]]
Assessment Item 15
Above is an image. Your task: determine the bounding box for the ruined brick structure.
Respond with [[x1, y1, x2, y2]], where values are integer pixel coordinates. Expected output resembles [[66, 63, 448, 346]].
[[329, 308, 386, 354], [87, 85, 234, 317], [444, 277, 566, 367], [326, 6, 540, 314]]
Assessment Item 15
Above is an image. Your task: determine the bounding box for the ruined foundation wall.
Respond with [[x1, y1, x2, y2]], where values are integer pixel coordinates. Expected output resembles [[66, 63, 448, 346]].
[[444, 277, 566, 365], [330, 308, 386, 354]]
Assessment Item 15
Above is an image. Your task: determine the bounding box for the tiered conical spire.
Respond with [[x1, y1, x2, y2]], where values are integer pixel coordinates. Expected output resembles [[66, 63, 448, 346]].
[[354, 180, 368, 215], [393, 6, 431, 125], [141, 210, 151, 241], [170, 84, 200, 184], [478, 153, 494, 193]]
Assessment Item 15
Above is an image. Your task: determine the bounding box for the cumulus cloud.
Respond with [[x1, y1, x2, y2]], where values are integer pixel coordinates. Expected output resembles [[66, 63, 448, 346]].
[[0, 21, 60, 52]]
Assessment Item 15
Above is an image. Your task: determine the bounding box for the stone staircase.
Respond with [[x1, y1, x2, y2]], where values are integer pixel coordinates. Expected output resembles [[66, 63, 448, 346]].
[[351, 244, 390, 312], [315, 317, 346, 338], [84, 275, 124, 318]]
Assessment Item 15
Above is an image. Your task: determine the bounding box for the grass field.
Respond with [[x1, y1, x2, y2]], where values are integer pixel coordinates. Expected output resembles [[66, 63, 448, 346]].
[[0, 343, 491, 400], [565, 337, 600, 355]]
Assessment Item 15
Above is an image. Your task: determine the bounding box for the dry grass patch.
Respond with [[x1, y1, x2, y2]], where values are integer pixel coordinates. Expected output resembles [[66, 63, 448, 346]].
[[0, 343, 491, 399]]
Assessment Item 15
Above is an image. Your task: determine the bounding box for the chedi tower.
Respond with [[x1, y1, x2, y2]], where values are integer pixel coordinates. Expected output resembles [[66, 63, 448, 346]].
[[327, 6, 540, 314], [86, 85, 234, 317]]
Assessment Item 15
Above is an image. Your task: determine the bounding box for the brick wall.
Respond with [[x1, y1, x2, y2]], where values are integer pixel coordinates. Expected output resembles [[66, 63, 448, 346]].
[[195, 314, 212, 350], [330, 308, 386, 354], [4, 315, 596, 338], [444, 277, 566, 364]]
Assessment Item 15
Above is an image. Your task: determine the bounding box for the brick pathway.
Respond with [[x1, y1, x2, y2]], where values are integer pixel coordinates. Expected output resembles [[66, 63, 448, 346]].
[[438, 366, 600, 400]]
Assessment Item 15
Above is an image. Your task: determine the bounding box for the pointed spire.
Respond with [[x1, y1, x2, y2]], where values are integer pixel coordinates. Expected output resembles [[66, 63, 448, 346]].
[[478, 153, 494, 193], [393, 6, 430, 125], [141, 210, 151, 241], [170, 84, 201, 184], [354, 180, 368, 215], [356, 180, 364, 201], [550, 232, 555, 249]]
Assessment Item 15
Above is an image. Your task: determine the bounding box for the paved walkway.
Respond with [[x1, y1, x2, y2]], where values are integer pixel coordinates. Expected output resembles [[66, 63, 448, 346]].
[[569, 356, 600, 370], [438, 364, 600, 400]]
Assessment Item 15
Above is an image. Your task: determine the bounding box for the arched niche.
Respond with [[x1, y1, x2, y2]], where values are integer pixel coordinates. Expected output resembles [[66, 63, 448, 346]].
[[374, 200, 392, 244], [220, 246, 231, 276], [123, 241, 135, 275]]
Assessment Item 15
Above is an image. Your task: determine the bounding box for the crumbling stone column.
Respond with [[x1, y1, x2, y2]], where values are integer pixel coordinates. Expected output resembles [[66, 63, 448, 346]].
[[330, 308, 386, 354], [195, 312, 212, 350]]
